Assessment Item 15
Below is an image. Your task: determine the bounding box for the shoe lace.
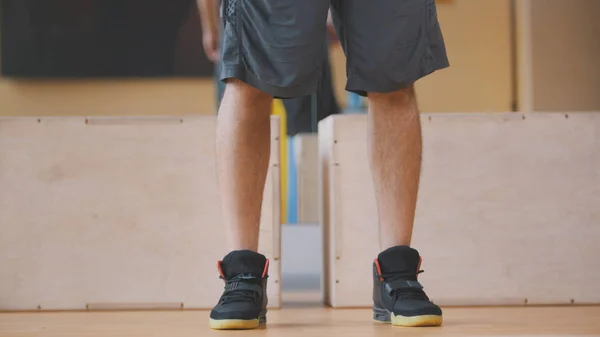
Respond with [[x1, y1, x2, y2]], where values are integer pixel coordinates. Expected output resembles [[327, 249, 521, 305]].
[[219, 275, 260, 305]]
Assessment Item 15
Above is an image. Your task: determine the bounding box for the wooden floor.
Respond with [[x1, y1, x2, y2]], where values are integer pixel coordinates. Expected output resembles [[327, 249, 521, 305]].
[[1, 305, 599, 337]]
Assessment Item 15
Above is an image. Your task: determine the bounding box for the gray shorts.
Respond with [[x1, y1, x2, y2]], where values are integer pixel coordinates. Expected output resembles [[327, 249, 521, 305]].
[[219, 0, 449, 98]]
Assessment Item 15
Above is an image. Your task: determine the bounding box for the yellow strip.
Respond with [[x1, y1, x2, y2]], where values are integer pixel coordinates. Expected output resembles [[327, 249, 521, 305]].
[[271, 99, 287, 223]]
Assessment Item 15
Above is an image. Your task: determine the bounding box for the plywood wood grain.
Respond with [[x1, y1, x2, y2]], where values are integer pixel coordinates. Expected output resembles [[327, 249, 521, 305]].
[[294, 134, 319, 223], [0, 116, 281, 310], [320, 112, 600, 307]]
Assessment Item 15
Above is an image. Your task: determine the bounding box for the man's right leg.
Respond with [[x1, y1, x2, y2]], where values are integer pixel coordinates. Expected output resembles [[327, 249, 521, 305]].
[[217, 80, 272, 252], [210, 80, 272, 330], [210, 0, 330, 330]]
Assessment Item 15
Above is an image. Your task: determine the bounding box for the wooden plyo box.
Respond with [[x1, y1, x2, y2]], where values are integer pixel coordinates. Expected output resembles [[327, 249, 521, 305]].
[[320, 112, 600, 307], [0, 116, 281, 311]]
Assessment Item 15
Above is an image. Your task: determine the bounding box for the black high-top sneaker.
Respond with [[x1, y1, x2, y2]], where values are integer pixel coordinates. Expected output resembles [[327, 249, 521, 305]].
[[209, 250, 269, 330], [373, 246, 442, 327]]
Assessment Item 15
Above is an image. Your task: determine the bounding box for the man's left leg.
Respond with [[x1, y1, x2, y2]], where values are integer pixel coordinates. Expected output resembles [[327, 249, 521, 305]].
[[331, 0, 449, 327], [368, 87, 421, 250], [368, 86, 442, 327]]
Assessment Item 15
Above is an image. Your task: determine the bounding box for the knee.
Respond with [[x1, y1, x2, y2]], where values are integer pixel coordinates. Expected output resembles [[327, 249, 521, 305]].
[[368, 85, 416, 109], [224, 79, 272, 105]]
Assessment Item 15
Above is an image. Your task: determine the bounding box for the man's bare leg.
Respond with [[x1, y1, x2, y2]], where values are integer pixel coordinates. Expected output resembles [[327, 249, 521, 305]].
[[368, 86, 441, 327], [216, 79, 272, 252], [368, 86, 422, 250]]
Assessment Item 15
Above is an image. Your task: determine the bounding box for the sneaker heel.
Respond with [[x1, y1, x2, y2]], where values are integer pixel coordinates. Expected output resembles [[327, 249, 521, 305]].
[[373, 307, 391, 323]]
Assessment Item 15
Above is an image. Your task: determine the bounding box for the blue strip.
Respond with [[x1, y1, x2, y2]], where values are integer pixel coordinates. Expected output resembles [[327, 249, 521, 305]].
[[286, 137, 298, 224]]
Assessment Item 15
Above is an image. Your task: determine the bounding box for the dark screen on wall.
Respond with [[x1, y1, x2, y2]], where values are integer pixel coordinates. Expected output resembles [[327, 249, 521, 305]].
[[0, 0, 214, 78]]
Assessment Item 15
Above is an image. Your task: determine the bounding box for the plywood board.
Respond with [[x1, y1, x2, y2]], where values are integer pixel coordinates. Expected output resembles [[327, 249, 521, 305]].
[[294, 133, 319, 224], [0, 116, 281, 311], [319, 117, 335, 306], [320, 112, 600, 307]]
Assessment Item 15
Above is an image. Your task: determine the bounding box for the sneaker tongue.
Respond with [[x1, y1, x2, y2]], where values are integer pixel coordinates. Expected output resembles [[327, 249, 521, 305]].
[[377, 246, 421, 281], [221, 250, 267, 279]]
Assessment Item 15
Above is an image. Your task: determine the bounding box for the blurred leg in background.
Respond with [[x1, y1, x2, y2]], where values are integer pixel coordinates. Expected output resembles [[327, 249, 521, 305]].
[[284, 40, 340, 137]]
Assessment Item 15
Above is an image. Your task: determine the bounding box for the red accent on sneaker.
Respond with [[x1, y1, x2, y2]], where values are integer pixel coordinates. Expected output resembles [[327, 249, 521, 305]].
[[374, 258, 384, 282], [217, 261, 226, 279], [262, 259, 270, 278]]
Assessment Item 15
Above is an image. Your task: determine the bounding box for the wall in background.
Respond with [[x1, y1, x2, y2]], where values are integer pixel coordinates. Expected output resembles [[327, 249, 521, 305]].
[[0, 79, 215, 116], [416, 0, 514, 113], [529, 0, 600, 111], [329, 0, 514, 113], [2, 0, 598, 117], [0, 7, 215, 117]]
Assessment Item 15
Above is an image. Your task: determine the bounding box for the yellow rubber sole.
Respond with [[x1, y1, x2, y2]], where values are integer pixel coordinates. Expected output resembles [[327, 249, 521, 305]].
[[209, 318, 261, 330], [391, 314, 443, 327]]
